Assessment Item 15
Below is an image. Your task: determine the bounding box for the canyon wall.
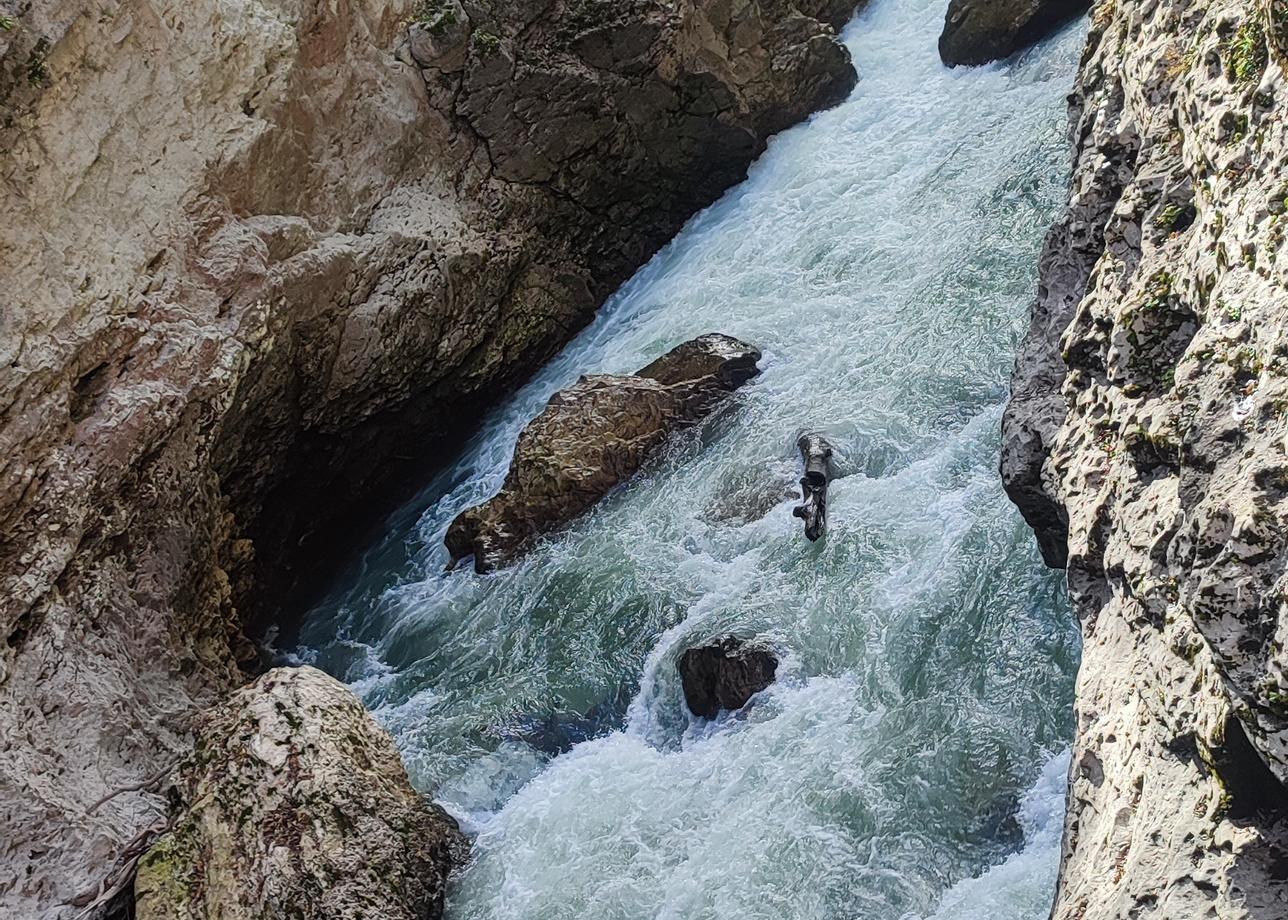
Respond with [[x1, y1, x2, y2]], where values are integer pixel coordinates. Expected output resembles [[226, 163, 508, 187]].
[[0, 0, 861, 914], [1003, 0, 1288, 913]]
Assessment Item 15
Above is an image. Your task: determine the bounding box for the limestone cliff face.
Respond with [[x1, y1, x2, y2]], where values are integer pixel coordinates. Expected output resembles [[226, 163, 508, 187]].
[[1004, 0, 1288, 914], [0, 0, 860, 914]]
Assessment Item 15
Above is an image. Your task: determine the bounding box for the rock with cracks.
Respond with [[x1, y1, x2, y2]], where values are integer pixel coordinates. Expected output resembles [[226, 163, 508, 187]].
[[1003, 0, 1288, 915], [446, 334, 761, 572], [938, 0, 1089, 66], [678, 638, 779, 718], [134, 667, 465, 920]]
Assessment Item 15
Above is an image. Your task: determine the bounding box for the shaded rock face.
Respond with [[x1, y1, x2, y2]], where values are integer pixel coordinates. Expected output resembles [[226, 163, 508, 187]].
[[0, 0, 861, 912], [446, 334, 761, 571], [678, 638, 779, 719], [938, 0, 1089, 66], [133, 667, 465, 920], [1003, 0, 1288, 915]]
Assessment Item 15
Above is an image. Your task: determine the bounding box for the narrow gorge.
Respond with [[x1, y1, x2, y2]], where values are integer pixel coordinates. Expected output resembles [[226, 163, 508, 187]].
[[2, 0, 1287, 917], [291, 6, 1082, 917]]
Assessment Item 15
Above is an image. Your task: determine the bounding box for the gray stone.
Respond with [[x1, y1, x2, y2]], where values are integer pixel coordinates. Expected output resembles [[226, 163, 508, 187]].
[[1003, 2, 1288, 915], [408, 1, 471, 73], [134, 667, 466, 920]]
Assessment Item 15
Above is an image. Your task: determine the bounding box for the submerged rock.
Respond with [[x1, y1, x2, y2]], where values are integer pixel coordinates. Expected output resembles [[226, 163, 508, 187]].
[[500, 701, 625, 757], [678, 638, 779, 719], [938, 0, 1089, 66], [445, 334, 761, 572], [134, 667, 465, 920]]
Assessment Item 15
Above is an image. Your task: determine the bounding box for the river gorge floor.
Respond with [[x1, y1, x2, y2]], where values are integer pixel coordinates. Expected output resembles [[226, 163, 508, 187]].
[[289, 4, 1087, 917]]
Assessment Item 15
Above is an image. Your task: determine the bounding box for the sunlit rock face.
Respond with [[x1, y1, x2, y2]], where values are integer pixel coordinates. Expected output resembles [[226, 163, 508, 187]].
[[1003, 0, 1288, 914], [0, 0, 861, 913], [134, 666, 466, 920]]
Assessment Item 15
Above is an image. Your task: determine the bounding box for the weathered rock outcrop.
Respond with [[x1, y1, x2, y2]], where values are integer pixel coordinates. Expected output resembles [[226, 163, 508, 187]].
[[678, 637, 779, 718], [0, 0, 862, 914], [938, 0, 1089, 65], [1004, 0, 1288, 915], [132, 666, 465, 920], [445, 334, 761, 571]]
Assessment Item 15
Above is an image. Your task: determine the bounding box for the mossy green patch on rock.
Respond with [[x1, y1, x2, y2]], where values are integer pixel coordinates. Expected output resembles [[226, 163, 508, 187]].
[[1226, 13, 1268, 83]]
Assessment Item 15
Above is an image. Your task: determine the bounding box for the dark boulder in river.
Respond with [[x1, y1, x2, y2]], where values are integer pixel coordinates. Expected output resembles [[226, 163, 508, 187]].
[[679, 638, 779, 719], [134, 667, 465, 920], [445, 335, 761, 573], [938, 0, 1088, 66]]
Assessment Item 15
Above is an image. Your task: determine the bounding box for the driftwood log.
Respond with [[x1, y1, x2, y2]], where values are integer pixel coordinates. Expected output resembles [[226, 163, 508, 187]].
[[792, 434, 833, 541]]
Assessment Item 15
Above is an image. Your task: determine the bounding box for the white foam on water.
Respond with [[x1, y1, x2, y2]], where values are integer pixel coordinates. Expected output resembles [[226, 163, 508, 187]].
[[292, 0, 1088, 915], [920, 752, 1071, 920]]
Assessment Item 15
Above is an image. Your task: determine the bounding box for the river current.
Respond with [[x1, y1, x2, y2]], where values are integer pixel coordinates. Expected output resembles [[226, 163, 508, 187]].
[[292, 3, 1086, 917]]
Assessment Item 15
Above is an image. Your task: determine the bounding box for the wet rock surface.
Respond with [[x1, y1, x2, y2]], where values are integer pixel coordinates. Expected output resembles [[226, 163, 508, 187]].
[[446, 334, 761, 572], [938, 0, 1089, 66], [0, 0, 862, 911], [133, 666, 465, 920], [678, 638, 779, 718], [1004, 0, 1288, 915]]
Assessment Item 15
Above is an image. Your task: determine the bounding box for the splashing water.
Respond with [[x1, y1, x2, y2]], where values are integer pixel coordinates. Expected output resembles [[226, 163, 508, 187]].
[[291, 1, 1085, 917]]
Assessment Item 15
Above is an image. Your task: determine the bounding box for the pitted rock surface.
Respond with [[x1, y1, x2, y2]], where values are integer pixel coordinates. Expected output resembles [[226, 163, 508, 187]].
[[134, 666, 465, 920], [1003, 1, 1288, 915]]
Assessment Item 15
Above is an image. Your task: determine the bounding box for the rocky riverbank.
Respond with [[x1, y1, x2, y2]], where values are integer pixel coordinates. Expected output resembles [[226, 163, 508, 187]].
[[0, 0, 862, 914], [1002, 0, 1288, 913]]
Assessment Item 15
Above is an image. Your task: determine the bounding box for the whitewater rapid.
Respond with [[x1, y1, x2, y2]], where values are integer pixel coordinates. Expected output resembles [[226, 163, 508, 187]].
[[291, 2, 1086, 917]]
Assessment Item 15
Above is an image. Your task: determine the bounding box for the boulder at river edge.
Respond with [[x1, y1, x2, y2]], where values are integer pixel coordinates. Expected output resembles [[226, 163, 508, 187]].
[[445, 334, 761, 572], [0, 0, 863, 907], [938, 0, 1090, 66], [134, 667, 465, 920], [679, 638, 780, 718]]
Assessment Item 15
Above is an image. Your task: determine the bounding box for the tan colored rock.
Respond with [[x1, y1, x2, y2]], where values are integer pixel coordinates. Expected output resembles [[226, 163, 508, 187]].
[[1004, 0, 1288, 914], [0, 0, 861, 914], [445, 334, 761, 572], [133, 666, 465, 920]]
